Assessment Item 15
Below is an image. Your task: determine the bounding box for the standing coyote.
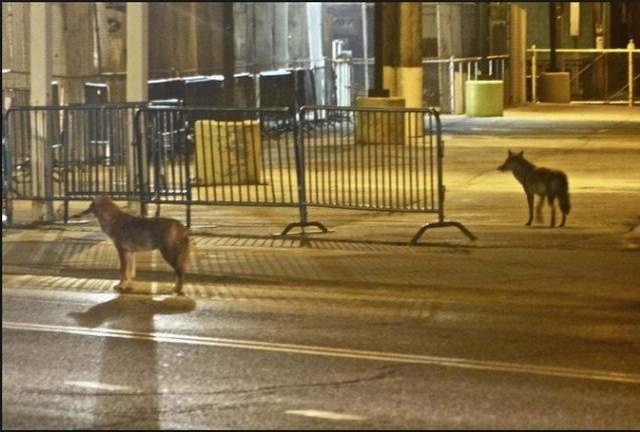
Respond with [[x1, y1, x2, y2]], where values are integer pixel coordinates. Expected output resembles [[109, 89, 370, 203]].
[[75, 195, 190, 294], [497, 150, 571, 227]]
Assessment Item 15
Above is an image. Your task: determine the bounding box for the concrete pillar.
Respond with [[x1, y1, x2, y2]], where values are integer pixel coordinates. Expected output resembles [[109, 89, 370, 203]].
[[126, 3, 148, 103], [29, 2, 54, 221], [381, 3, 423, 108], [357, 2, 422, 145], [126, 3, 148, 213], [397, 3, 423, 109], [355, 97, 406, 145], [381, 3, 400, 97], [509, 4, 527, 106], [307, 2, 325, 105], [30, 4, 53, 107]]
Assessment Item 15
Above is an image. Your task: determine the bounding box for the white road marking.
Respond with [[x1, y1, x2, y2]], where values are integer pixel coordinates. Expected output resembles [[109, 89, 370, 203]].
[[285, 409, 366, 421], [4, 321, 640, 384], [65, 380, 134, 392]]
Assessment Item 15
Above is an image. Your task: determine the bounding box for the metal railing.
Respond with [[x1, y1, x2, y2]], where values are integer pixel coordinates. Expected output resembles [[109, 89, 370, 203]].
[[422, 55, 509, 114], [528, 40, 638, 105]]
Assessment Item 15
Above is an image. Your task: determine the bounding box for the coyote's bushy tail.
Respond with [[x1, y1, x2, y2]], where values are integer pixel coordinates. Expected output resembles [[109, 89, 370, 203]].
[[558, 175, 571, 216]]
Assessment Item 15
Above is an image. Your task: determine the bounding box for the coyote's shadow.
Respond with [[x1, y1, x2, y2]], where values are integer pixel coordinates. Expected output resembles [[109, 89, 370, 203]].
[[68, 294, 196, 328]]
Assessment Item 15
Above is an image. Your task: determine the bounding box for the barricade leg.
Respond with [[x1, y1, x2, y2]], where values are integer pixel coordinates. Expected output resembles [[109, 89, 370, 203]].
[[279, 220, 330, 237], [410, 220, 477, 245]]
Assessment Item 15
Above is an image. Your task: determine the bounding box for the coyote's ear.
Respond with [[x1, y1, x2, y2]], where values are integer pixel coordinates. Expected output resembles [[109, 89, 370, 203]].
[[518, 150, 524, 157], [507, 149, 514, 156]]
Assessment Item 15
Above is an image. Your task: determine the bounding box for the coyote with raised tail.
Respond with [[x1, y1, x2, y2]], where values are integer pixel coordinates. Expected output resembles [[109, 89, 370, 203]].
[[498, 150, 571, 227]]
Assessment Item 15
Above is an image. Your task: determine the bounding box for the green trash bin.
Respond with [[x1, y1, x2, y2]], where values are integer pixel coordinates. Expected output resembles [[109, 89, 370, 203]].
[[465, 80, 504, 117]]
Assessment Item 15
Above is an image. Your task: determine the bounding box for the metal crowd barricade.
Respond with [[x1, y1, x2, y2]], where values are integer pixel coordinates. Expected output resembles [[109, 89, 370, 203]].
[[297, 105, 476, 243], [4, 104, 143, 222], [133, 106, 324, 232], [4, 106, 64, 203], [5, 103, 475, 244]]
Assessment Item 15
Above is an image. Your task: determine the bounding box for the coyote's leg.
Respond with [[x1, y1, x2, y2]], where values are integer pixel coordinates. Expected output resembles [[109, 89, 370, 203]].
[[160, 239, 189, 296], [548, 196, 557, 227], [535, 195, 545, 224], [115, 247, 134, 291], [127, 253, 136, 280], [525, 193, 535, 226]]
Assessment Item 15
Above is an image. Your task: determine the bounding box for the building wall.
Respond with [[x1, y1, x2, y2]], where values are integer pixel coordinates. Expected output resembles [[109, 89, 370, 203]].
[[522, 2, 604, 49], [3, 2, 633, 107]]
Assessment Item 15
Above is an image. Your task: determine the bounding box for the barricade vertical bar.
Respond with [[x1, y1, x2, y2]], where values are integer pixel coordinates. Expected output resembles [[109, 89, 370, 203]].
[[62, 107, 70, 223], [410, 109, 476, 244], [628, 39, 635, 107], [531, 45, 538, 103], [233, 119, 243, 201], [252, 111, 259, 201], [134, 109, 148, 216], [2, 114, 13, 225], [429, 112, 436, 210], [279, 106, 328, 236], [295, 109, 308, 231], [186, 143, 192, 228], [436, 113, 446, 223], [449, 57, 455, 114]]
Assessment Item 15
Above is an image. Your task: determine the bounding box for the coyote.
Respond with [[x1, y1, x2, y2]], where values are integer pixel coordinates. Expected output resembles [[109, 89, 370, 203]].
[[498, 150, 571, 227], [75, 195, 190, 294]]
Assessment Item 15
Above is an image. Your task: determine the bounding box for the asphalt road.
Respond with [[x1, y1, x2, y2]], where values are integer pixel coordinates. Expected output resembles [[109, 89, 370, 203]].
[[2, 274, 640, 430]]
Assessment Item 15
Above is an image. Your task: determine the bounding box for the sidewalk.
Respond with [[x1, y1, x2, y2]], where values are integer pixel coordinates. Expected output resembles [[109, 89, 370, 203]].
[[3, 103, 639, 296]]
